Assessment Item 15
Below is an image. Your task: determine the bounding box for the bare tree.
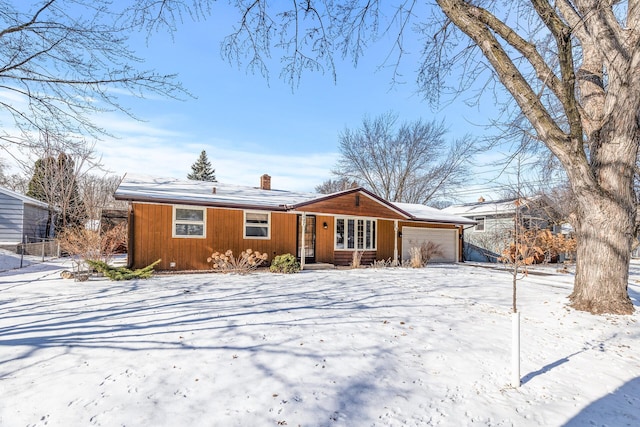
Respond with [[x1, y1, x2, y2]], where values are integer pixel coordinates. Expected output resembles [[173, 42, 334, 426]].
[[333, 112, 476, 205], [430, 1, 640, 314], [0, 158, 28, 192], [0, 1, 186, 154], [315, 177, 359, 194], [26, 133, 99, 232], [79, 174, 128, 221]]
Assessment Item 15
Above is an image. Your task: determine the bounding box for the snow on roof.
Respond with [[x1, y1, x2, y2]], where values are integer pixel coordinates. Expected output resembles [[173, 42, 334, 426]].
[[114, 174, 319, 209], [442, 198, 524, 217], [115, 174, 476, 225], [0, 186, 49, 209], [392, 202, 477, 225]]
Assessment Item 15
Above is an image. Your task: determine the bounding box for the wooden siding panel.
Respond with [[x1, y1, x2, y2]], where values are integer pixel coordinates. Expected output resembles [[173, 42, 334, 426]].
[[297, 192, 405, 219], [130, 201, 464, 270], [315, 215, 334, 264], [376, 220, 396, 261], [334, 250, 377, 266], [132, 203, 300, 270]]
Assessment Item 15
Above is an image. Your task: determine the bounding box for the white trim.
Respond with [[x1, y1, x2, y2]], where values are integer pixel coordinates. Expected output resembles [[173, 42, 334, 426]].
[[172, 205, 206, 239], [393, 220, 399, 265], [334, 216, 377, 251], [473, 216, 486, 232], [300, 213, 306, 270], [0, 186, 50, 209], [243, 210, 271, 240]]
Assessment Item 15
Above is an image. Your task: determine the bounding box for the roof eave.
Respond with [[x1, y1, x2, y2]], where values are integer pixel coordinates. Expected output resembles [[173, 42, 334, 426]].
[[409, 217, 477, 226], [290, 187, 413, 219], [114, 193, 288, 211]]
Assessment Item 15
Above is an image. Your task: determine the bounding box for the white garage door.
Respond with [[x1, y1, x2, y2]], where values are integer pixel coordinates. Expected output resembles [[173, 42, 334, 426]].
[[401, 227, 458, 263]]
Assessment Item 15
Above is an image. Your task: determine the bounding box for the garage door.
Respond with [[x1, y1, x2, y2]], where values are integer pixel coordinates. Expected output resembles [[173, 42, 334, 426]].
[[401, 227, 458, 263]]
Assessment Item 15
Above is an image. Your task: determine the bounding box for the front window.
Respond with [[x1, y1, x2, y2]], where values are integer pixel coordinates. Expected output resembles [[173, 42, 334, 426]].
[[474, 216, 485, 232], [336, 219, 345, 249], [244, 211, 270, 239], [173, 206, 206, 238], [335, 217, 376, 250]]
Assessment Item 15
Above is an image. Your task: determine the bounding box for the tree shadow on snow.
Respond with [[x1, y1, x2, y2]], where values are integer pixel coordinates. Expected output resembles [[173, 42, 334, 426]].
[[562, 376, 640, 426], [626, 285, 640, 307], [521, 350, 583, 385], [0, 271, 424, 381]]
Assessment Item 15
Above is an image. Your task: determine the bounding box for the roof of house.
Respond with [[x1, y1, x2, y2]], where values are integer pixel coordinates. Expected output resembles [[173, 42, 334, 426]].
[[442, 197, 525, 217], [0, 186, 49, 209], [114, 174, 320, 211], [115, 174, 475, 225], [393, 202, 475, 225]]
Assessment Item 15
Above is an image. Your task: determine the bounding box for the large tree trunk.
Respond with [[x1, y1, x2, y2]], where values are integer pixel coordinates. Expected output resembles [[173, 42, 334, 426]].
[[571, 191, 635, 314], [435, 0, 639, 315], [569, 105, 638, 314]]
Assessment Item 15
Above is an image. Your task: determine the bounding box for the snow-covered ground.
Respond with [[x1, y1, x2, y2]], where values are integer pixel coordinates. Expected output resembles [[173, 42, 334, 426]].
[[0, 256, 638, 426], [0, 248, 32, 271]]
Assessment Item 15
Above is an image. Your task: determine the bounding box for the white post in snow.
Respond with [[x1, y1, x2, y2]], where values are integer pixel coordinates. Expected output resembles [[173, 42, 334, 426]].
[[393, 220, 399, 266], [512, 311, 521, 387], [300, 213, 306, 271]]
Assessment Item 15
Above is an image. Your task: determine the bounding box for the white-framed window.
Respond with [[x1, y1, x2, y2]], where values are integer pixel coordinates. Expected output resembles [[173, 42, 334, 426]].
[[335, 217, 376, 250], [474, 216, 485, 232], [244, 211, 270, 239], [173, 206, 206, 238]]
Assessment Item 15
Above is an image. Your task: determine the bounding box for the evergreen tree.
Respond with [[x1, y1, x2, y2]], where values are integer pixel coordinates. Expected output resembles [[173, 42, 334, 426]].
[[187, 150, 216, 182]]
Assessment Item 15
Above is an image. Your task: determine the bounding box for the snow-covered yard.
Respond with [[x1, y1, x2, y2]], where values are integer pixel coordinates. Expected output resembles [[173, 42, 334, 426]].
[[0, 256, 638, 426]]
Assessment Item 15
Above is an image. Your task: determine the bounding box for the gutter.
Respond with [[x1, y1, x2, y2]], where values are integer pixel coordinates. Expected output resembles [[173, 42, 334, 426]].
[[114, 194, 289, 212]]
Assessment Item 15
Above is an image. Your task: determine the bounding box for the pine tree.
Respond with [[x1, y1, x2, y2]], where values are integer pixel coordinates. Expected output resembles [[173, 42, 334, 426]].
[[187, 150, 216, 182]]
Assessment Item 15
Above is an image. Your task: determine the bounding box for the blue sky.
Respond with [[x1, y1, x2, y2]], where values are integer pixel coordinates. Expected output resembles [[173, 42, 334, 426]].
[[88, 5, 515, 200], [2, 2, 516, 201]]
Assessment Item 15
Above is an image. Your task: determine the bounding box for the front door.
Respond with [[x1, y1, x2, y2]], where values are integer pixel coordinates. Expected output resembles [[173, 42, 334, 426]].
[[297, 215, 316, 263]]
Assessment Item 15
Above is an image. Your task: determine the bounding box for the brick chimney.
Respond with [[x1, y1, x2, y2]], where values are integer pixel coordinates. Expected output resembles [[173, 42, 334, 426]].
[[260, 174, 271, 190], [478, 196, 485, 203]]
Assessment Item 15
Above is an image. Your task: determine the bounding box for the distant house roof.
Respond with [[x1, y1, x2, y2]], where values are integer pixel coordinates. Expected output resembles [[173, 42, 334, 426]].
[[442, 197, 533, 217], [115, 174, 475, 225], [393, 202, 476, 225], [0, 186, 49, 209]]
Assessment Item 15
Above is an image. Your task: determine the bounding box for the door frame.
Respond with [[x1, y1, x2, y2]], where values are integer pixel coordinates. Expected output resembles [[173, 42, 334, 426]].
[[297, 214, 316, 264]]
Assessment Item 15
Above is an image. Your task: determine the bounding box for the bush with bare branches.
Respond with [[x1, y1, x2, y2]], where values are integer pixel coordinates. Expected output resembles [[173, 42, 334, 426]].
[[372, 258, 393, 268], [58, 222, 127, 264], [207, 249, 268, 274], [409, 241, 444, 268]]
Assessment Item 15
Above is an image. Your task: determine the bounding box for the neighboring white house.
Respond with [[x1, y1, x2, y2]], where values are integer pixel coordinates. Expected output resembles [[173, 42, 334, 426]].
[[0, 186, 52, 250], [443, 196, 551, 262]]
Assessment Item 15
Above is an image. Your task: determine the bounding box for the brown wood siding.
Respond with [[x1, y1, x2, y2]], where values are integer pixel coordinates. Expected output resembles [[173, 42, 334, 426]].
[[297, 192, 405, 219], [376, 219, 397, 261], [131, 203, 299, 270], [130, 202, 464, 270], [314, 215, 334, 264], [334, 250, 377, 266]]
